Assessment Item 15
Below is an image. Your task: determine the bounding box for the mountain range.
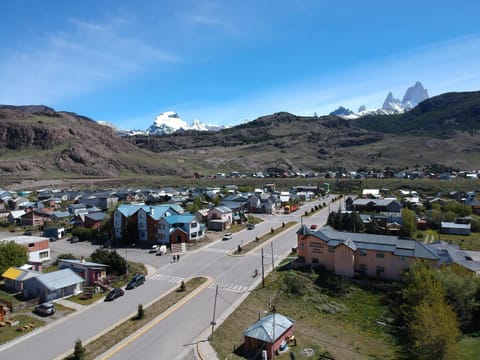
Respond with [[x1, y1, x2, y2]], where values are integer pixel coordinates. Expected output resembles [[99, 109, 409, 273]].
[[120, 111, 226, 136], [0, 89, 479, 181], [330, 81, 429, 119]]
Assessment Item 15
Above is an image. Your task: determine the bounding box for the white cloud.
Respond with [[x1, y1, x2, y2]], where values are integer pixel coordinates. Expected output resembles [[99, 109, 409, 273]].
[[0, 15, 179, 105]]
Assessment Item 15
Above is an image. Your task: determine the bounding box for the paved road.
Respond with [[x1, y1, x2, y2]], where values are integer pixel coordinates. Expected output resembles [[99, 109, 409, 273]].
[[0, 195, 342, 360]]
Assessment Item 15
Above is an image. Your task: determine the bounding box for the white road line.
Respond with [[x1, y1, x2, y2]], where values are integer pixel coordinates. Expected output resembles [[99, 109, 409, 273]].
[[149, 274, 184, 283]]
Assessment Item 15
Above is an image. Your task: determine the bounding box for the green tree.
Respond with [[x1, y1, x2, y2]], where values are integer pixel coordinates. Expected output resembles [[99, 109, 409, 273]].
[[408, 300, 460, 360], [436, 265, 480, 332], [73, 339, 86, 360], [90, 248, 127, 275], [400, 208, 416, 237], [401, 261, 461, 360], [0, 241, 29, 274], [72, 227, 95, 241]]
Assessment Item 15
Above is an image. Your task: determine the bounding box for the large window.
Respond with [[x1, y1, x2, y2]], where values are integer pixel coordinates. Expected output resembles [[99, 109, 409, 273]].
[[376, 252, 385, 258], [359, 249, 367, 256], [39, 251, 49, 260]]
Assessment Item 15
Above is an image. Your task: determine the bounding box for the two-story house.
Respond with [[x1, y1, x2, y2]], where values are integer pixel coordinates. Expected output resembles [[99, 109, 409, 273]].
[[207, 206, 233, 231]]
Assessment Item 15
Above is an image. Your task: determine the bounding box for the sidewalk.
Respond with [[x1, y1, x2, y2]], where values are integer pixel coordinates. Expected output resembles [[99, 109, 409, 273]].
[[194, 328, 219, 360]]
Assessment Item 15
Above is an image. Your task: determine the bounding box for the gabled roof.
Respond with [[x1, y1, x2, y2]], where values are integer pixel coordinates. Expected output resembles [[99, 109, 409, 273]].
[[211, 206, 232, 214], [35, 268, 84, 291], [310, 226, 438, 260], [85, 212, 107, 221], [244, 313, 294, 343]]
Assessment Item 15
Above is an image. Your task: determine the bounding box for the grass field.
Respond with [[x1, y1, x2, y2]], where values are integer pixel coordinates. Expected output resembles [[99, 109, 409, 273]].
[[210, 266, 399, 360]]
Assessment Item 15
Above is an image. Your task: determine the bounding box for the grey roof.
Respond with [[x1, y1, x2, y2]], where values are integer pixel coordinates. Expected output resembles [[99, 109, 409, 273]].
[[244, 313, 294, 342], [312, 226, 438, 260], [58, 259, 108, 268], [35, 268, 84, 291], [85, 212, 107, 221], [213, 206, 232, 213], [441, 222, 470, 229], [429, 241, 480, 273]]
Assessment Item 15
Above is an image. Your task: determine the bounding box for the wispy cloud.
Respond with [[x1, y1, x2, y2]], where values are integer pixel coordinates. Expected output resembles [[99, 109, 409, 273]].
[[0, 15, 179, 105]]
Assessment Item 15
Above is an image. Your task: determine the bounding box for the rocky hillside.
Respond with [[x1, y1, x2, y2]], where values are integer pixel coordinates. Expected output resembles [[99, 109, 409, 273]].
[[0, 106, 188, 178]]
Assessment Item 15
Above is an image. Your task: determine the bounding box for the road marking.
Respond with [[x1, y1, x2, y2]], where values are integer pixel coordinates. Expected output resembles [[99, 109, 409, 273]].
[[208, 282, 249, 294], [149, 274, 184, 283]]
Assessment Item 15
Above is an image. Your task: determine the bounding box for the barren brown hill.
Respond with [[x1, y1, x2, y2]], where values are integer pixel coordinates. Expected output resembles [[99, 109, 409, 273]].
[[0, 105, 188, 178]]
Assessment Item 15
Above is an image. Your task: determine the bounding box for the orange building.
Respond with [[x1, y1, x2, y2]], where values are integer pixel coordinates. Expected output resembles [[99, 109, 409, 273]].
[[296, 225, 439, 280]]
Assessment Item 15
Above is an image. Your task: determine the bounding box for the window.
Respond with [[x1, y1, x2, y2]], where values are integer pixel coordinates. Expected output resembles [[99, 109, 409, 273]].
[[376, 252, 385, 258], [191, 222, 197, 228], [328, 246, 335, 253], [359, 249, 367, 256], [28, 243, 35, 248], [359, 264, 367, 272], [39, 251, 49, 260], [300, 242, 304, 250], [312, 258, 319, 264], [376, 266, 385, 273]]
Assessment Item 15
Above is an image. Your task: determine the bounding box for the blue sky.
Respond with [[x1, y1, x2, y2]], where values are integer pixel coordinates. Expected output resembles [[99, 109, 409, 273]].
[[1, 1, 479, 130]]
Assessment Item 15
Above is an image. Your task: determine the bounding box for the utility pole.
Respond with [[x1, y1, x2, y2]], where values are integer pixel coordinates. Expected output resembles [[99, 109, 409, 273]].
[[271, 241, 275, 271], [261, 248, 265, 288], [125, 249, 128, 275], [210, 285, 219, 339]]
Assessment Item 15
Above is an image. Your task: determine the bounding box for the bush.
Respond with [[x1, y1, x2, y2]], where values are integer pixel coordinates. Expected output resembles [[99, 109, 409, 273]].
[[178, 280, 186, 292], [137, 304, 144, 319], [74, 339, 85, 360]]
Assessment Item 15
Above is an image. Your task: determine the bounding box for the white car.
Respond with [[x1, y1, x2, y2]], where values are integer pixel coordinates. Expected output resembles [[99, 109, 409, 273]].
[[222, 233, 233, 241]]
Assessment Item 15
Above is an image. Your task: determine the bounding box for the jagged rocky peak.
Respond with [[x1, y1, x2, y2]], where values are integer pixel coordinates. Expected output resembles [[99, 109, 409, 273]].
[[358, 105, 367, 112], [402, 81, 429, 108], [382, 92, 403, 111], [330, 106, 354, 116]]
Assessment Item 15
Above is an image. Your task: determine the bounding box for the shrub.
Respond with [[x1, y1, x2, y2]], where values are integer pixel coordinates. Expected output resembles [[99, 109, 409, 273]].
[[137, 304, 144, 319], [74, 339, 85, 360]]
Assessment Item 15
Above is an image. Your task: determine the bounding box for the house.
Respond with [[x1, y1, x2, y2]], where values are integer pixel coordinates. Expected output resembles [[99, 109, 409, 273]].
[[0, 235, 51, 264], [1, 267, 39, 293], [22, 268, 84, 302], [57, 258, 108, 286], [68, 203, 88, 216], [157, 214, 205, 245], [207, 206, 233, 231], [8, 210, 26, 224], [84, 212, 107, 229], [2, 267, 84, 302], [113, 204, 182, 243], [296, 225, 438, 280], [43, 226, 66, 240], [441, 221, 471, 235], [20, 208, 54, 226], [243, 313, 295, 360], [352, 198, 402, 213]]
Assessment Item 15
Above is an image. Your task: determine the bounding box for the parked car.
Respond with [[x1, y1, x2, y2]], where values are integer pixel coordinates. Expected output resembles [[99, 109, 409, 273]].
[[222, 233, 233, 241], [35, 301, 56, 316], [149, 245, 159, 253], [126, 273, 145, 290], [247, 223, 255, 230], [70, 236, 79, 243], [105, 288, 124, 301]]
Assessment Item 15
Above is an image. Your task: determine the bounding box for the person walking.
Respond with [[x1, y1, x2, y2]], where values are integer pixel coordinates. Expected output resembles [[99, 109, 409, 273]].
[[176, 254, 180, 262], [172, 255, 176, 262]]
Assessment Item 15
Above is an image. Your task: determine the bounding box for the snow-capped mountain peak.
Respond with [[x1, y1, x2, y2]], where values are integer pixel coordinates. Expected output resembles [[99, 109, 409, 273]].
[[145, 111, 225, 135], [331, 81, 430, 120]]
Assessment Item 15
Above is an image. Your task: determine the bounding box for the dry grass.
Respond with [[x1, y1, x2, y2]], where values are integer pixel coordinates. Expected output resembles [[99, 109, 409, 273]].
[[210, 270, 398, 360]]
